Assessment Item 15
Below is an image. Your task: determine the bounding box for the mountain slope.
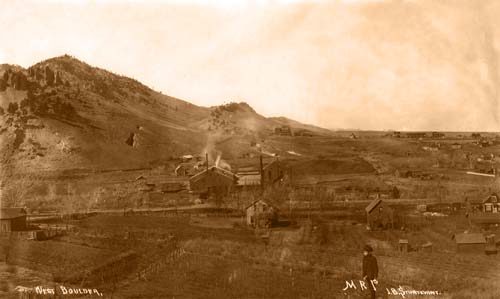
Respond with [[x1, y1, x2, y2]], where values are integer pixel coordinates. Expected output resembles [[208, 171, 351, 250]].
[[0, 55, 211, 174], [0, 55, 331, 175]]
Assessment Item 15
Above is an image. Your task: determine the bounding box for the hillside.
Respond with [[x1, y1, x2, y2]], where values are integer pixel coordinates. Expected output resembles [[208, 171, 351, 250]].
[[0, 55, 332, 176]]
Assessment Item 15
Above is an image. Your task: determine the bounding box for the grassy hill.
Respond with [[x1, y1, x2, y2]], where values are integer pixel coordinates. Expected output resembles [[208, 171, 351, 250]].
[[0, 55, 335, 207]]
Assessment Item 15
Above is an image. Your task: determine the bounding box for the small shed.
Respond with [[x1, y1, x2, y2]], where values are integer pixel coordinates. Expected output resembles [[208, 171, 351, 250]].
[[0, 208, 27, 232], [245, 200, 278, 228], [398, 239, 409, 253], [453, 233, 486, 253], [365, 199, 394, 230], [482, 193, 500, 213]]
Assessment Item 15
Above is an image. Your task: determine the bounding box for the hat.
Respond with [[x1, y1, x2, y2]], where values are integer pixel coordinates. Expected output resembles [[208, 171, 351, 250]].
[[363, 245, 373, 252]]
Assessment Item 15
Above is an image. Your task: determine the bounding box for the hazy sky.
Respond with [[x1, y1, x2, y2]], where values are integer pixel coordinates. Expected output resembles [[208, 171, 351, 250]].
[[1, 0, 500, 131]]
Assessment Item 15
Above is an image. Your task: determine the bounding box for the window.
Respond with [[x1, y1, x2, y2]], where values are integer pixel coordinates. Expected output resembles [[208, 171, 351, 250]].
[[485, 204, 493, 212]]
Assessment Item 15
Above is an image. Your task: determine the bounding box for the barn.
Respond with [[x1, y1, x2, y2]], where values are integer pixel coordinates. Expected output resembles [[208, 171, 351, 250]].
[[482, 193, 500, 213], [245, 200, 278, 228], [365, 198, 394, 230], [453, 233, 486, 253], [189, 166, 237, 197], [0, 208, 27, 232]]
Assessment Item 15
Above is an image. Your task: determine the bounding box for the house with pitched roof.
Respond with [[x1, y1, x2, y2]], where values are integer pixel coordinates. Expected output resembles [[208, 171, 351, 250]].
[[0, 208, 27, 232], [453, 233, 486, 253], [365, 198, 394, 230], [189, 166, 238, 197]]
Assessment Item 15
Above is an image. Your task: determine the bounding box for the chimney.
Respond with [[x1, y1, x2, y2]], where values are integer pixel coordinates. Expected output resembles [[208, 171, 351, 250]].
[[206, 152, 209, 171]]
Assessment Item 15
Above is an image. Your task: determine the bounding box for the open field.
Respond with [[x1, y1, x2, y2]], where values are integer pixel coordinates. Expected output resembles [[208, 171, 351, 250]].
[[2, 210, 500, 298], [3, 132, 500, 298]]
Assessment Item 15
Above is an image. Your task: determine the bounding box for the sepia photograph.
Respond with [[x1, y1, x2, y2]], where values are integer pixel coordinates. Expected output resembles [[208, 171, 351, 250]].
[[1, 0, 500, 298]]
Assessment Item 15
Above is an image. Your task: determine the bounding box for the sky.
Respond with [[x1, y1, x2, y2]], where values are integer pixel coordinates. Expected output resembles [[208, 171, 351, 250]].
[[1, 0, 500, 131]]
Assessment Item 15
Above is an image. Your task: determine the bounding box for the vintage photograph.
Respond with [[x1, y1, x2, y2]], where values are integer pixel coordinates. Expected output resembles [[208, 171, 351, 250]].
[[1, 0, 500, 298]]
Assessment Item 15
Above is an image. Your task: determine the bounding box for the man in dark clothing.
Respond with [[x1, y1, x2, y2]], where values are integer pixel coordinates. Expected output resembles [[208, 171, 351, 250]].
[[362, 245, 378, 299]]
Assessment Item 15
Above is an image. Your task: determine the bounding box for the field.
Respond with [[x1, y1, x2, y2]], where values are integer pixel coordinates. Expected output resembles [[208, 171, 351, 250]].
[[2, 133, 500, 298], [2, 210, 500, 298]]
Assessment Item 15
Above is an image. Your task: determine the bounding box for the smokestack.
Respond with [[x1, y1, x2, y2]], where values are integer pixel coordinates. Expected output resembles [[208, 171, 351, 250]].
[[260, 154, 264, 190], [206, 152, 209, 171]]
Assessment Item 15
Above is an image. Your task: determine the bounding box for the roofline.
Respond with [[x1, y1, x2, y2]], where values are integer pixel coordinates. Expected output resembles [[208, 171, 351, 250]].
[[189, 166, 238, 182], [244, 199, 277, 210]]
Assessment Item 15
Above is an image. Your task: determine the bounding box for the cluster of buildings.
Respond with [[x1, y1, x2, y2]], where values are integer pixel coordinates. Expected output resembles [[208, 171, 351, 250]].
[[187, 156, 284, 200]]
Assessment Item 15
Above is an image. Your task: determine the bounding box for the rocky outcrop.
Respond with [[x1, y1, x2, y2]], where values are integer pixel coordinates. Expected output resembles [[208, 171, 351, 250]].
[[12, 71, 28, 90], [35, 67, 44, 81], [0, 69, 30, 90], [0, 78, 6, 91], [55, 71, 63, 85], [45, 66, 55, 86]]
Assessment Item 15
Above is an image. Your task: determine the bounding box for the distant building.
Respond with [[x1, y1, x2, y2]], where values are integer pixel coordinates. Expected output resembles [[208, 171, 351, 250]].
[[189, 166, 237, 197], [451, 143, 462, 150], [406, 132, 427, 139], [479, 139, 493, 147], [453, 233, 486, 253], [175, 163, 200, 177], [431, 132, 445, 138], [349, 133, 358, 139], [365, 198, 394, 230], [236, 173, 261, 188], [0, 208, 27, 232], [392, 131, 401, 138], [235, 158, 284, 190], [471, 133, 481, 139], [294, 129, 313, 137], [245, 200, 278, 227], [274, 125, 292, 136], [482, 193, 500, 213]]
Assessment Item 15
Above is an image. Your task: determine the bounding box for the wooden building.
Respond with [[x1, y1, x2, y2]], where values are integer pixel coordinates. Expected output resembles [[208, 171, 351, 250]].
[[245, 200, 278, 228], [262, 159, 284, 187], [234, 157, 284, 190], [189, 166, 237, 197], [274, 125, 292, 136], [0, 208, 27, 232], [365, 198, 394, 230], [482, 193, 500, 213], [453, 233, 486, 253]]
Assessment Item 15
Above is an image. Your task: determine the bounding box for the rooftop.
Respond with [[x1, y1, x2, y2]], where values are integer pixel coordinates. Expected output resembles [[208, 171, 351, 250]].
[[365, 198, 382, 213], [453, 233, 486, 244], [0, 208, 27, 220]]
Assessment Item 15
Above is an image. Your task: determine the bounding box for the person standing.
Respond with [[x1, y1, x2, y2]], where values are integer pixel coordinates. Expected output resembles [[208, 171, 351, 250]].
[[362, 245, 378, 299]]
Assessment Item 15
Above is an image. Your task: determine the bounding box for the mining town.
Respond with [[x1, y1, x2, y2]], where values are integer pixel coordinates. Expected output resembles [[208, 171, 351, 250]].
[[2, 1, 500, 298]]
